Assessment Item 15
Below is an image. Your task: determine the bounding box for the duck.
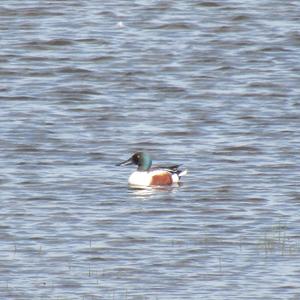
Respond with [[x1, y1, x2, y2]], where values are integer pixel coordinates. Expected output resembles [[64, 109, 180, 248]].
[[116, 152, 187, 186]]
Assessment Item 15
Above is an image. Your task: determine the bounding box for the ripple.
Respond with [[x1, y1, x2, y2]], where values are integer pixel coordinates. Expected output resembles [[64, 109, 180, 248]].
[[196, 1, 221, 7], [152, 22, 197, 30]]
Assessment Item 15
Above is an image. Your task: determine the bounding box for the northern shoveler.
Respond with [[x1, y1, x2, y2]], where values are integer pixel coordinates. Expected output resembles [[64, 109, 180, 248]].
[[116, 152, 187, 186]]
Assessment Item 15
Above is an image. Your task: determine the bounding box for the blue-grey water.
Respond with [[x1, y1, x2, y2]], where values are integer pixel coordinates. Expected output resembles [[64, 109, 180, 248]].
[[1, 1, 300, 299]]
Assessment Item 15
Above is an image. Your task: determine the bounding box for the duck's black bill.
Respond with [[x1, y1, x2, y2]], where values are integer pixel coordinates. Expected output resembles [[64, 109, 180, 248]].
[[116, 157, 133, 166]]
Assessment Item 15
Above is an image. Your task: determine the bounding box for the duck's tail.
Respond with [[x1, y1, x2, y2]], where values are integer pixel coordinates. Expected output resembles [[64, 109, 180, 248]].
[[178, 169, 188, 178], [170, 167, 188, 183]]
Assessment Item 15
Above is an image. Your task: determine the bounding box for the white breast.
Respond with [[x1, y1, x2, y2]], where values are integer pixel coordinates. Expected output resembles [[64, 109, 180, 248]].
[[128, 171, 152, 186]]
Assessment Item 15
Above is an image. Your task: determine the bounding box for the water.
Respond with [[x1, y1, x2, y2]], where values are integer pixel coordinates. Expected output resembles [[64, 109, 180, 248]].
[[1, 1, 300, 299]]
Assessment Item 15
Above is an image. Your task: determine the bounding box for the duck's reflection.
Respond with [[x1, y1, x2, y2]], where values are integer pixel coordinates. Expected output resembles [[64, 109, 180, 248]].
[[128, 183, 182, 199]]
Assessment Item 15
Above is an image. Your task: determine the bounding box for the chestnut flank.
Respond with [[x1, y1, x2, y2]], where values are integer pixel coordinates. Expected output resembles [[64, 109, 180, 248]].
[[150, 172, 172, 185]]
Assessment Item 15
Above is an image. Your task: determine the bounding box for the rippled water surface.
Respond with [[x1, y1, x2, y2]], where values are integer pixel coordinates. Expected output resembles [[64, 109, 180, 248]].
[[1, 1, 300, 299]]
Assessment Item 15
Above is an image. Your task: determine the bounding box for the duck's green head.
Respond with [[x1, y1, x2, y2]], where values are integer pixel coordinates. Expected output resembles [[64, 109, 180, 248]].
[[117, 152, 152, 171]]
